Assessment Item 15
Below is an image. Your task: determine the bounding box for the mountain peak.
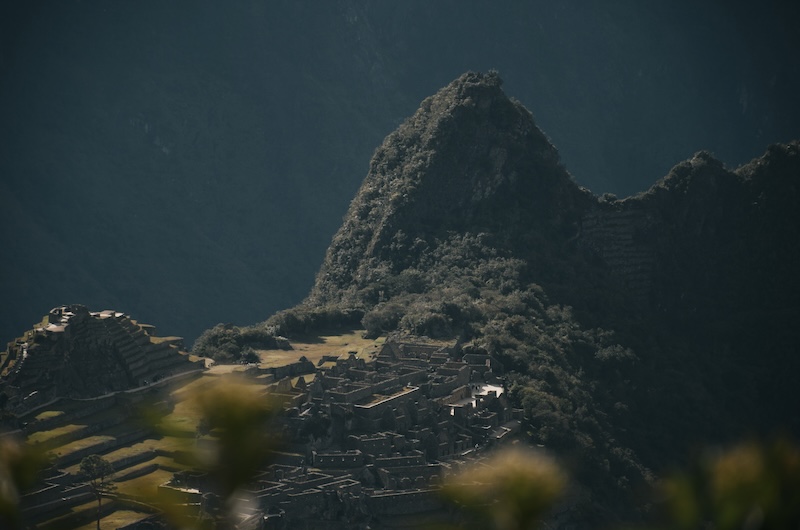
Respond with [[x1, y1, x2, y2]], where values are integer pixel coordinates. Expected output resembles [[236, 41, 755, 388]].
[[369, 71, 567, 201], [394, 70, 506, 133], [308, 71, 586, 308], [218, 76, 798, 524]]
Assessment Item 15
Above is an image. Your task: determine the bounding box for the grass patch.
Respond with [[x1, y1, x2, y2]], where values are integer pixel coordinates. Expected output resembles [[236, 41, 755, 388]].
[[148, 454, 194, 472], [51, 423, 137, 459], [74, 510, 152, 530], [62, 440, 161, 475], [160, 401, 202, 435], [34, 410, 65, 421], [169, 373, 216, 398], [50, 435, 116, 459], [27, 423, 86, 445], [149, 336, 182, 345], [158, 381, 221, 435], [39, 500, 100, 530], [115, 467, 176, 498], [256, 330, 382, 368], [150, 434, 197, 455], [101, 440, 159, 461], [103, 454, 193, 481]]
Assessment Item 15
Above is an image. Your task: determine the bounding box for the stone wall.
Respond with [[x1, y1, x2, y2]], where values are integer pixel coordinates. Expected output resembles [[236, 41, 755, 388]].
[[312, 450, 364, 469], [2, 305, 201, 414], [578, 205, 655, 302], [354, 387, 421, 420], [366, 488, 442, 515]]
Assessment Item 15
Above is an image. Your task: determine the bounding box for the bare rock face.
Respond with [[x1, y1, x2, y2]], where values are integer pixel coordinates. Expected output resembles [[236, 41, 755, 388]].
[[1, 304, 200, 413]]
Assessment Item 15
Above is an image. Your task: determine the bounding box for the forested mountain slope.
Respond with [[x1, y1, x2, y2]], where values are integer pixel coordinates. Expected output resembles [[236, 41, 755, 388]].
[[238, 72, 800, 520]]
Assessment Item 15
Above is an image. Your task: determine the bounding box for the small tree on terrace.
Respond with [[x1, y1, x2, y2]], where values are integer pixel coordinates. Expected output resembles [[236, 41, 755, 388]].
[[79, 455, 116, 530]]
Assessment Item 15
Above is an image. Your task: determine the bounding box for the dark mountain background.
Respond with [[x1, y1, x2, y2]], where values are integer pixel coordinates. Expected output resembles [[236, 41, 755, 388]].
[[2, 0, 799, 345]]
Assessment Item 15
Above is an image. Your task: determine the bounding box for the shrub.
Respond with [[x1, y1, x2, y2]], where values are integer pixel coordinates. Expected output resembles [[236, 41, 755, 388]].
[[362, 302, 405, 338]]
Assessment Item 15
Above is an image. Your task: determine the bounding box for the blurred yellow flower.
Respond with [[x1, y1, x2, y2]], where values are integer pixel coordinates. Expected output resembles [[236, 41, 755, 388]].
[[442, 446, 567, 530], [662, 437, 800, 530]]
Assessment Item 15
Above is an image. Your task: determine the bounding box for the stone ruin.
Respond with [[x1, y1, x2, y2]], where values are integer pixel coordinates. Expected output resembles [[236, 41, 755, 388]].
[[152, 338, 524, 528], [0, 304, 199, 415]]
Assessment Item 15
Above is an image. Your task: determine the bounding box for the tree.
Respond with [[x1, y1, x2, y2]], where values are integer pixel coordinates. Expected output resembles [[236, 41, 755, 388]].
[[79, 455, 116, 530]]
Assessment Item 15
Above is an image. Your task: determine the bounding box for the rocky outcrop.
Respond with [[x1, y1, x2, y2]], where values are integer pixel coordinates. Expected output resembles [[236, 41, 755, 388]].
[[1, 304, 201, 414]]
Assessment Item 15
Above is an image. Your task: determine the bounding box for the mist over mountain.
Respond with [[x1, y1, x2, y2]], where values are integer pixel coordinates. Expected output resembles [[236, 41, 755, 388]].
[[2, 0, 799, 347]]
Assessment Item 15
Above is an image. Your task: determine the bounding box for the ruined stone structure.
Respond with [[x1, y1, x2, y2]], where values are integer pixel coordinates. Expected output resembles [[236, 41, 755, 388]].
[[578, 203, 656, 302], [12, 366, 202, 527], [152, 338, 523, 528], [12, 332, 521, 528], [1, 304, 199, 415]]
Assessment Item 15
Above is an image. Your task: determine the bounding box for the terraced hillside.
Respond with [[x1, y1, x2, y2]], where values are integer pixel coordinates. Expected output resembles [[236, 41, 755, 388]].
[[1, 305, 201, 416], [13, 330, 387, 529], [16, 370, 200, 528]]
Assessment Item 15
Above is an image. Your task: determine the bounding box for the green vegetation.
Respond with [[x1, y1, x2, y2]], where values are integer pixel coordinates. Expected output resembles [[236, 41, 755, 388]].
[[193, 73, 799, 523], [53, 429, 116, 458], [26, 424, 86, 446], [662, 438, 800, 530], [4, 384, 798, 529], [73, 510, 151, 530], [192, 314, 378, 365], [34, 411, 65, 421], [256, 330, 380, 368], [441, 439, 800, 530], [115, 467, 175, 498], [4, 66, 797, 527], [78, 455, 116, 530], [442, 447, 568, 530], [0, 437, 49, 528], [38, 499, 112, 530], [192, 323, 282, 362]]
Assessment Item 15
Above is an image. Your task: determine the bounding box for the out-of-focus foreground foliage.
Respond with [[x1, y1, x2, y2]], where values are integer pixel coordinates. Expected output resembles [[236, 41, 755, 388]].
[[441, 446, 568, 530], [145, 377, 282, 529], [439, 438, 800, 530], [1, 383, 797, 529], [660, 437, 800, 530], [0, 436, 49, 528]]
